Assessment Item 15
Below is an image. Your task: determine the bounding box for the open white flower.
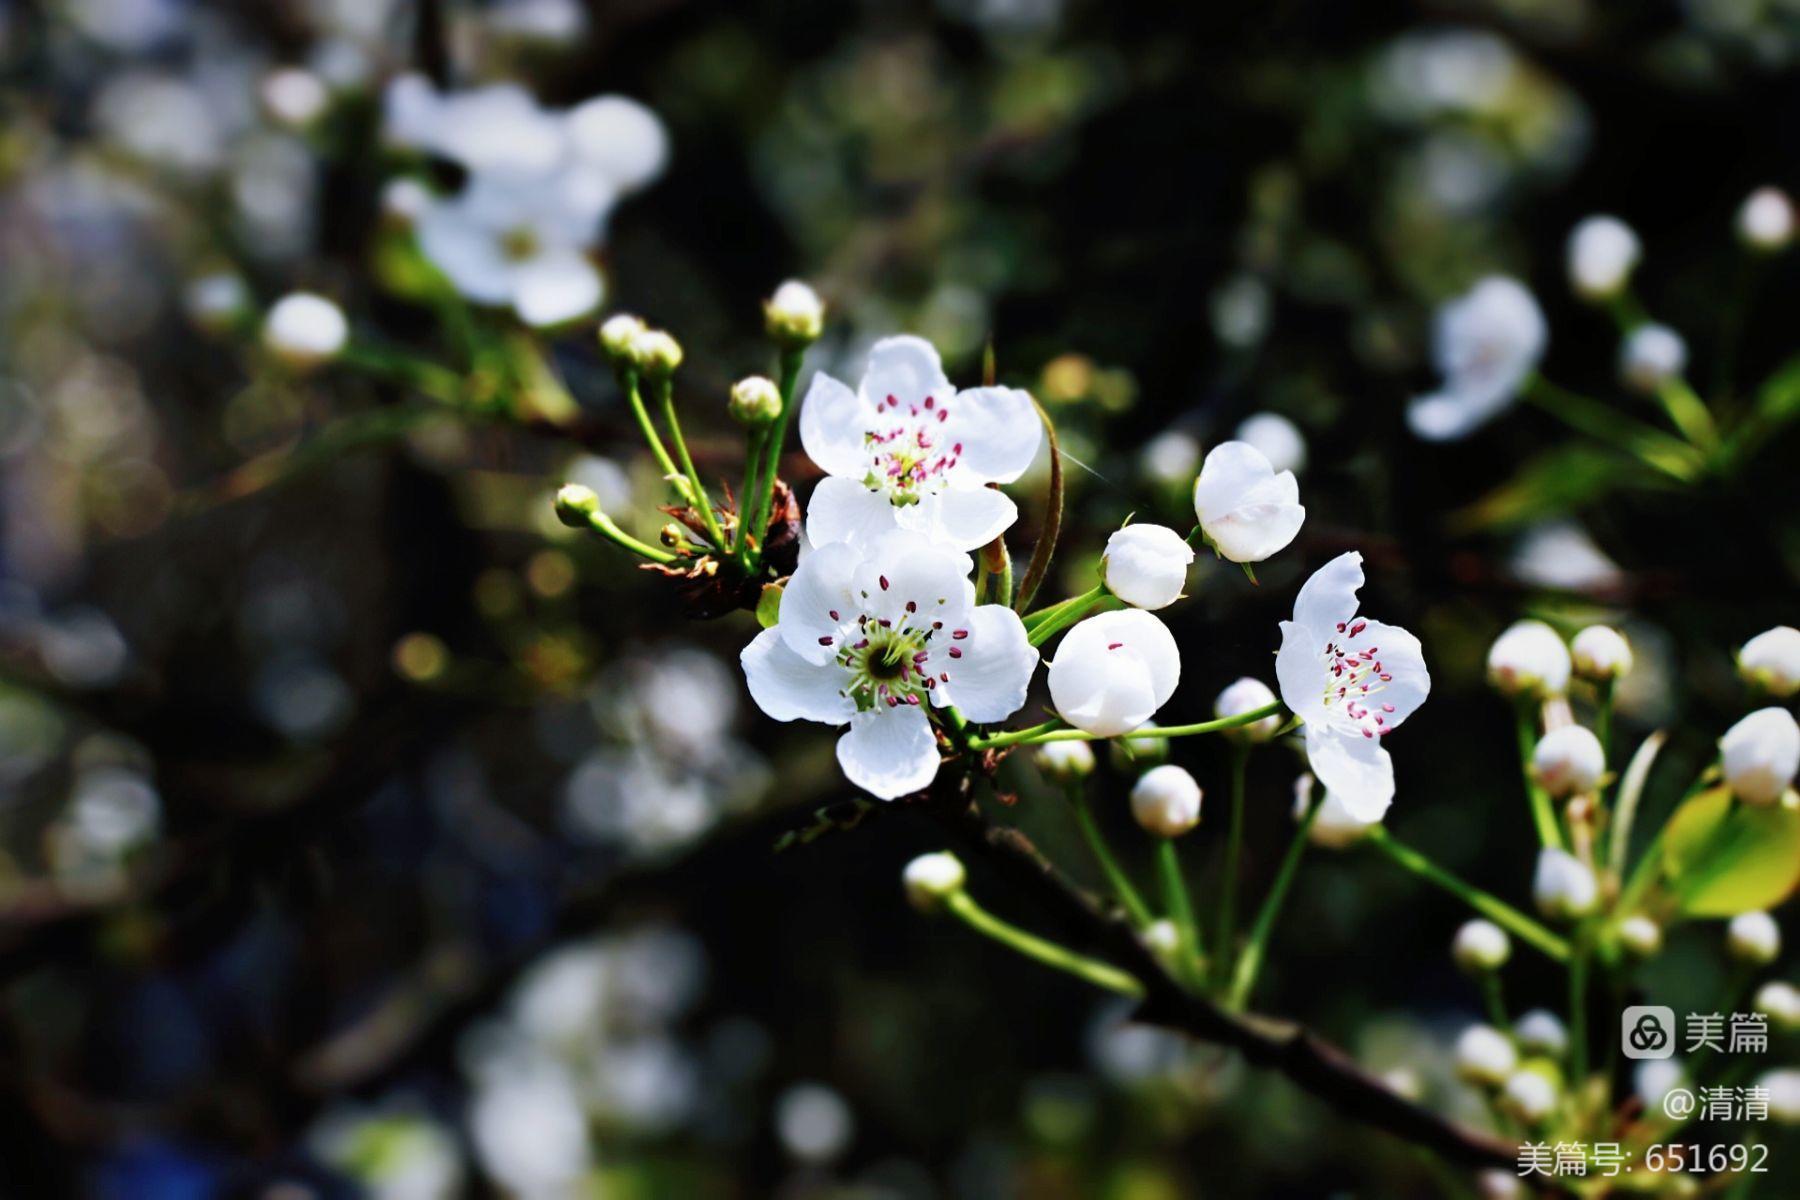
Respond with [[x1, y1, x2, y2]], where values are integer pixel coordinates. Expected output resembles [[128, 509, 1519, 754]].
[[1275, 552, 1430, 821], [1102, 524, 1194, 609], [799, 337, 1041, 551], [1192, 441, 1305, 563], [1046, 610, 1180, 737], [740, 530, 1036, 799], [1408, 276, 1546, 441]]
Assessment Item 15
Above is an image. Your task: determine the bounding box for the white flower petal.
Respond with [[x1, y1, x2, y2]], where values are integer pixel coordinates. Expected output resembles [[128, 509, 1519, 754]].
[[1275, 620, 1329, 726], [512, 251, 603, 327], [798, 371, 875, 479], [1192, 441, 1305, 562], [1046, 610, 1180, 737], [851, 531, 974, 627], [859, 336, 951, 410], [900, 485, 1017, 552], [937, 605, 1037, 722], [837, 706, 940, 800], [1303, 726, 1394, 822], [417, 201, 515, 304], [1407, 382, 1514, 442], [564, 95, 668, 192], [1351, 619, 1430, 729], [1290, 550, 1364, 637], [805, 475, 900, 551], [942, 386, 1041, 483], [741, 627, 854, 724], [777, 541, 864, 664]]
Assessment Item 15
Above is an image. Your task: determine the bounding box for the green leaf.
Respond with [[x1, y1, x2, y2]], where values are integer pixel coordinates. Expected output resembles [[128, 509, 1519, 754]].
[[755, 582, 784, 629], [1660, 785, 1800, 917]]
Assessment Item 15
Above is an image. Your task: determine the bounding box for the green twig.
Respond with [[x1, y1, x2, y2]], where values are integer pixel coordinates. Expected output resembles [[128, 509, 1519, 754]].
[[970, 702, 1286, 750], [1365, 828, 1571, 962], [1515, 700, 1566, 851]]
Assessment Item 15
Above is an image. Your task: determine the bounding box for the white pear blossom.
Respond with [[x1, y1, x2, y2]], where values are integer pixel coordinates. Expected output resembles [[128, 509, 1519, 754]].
[[1487, 620, 1570, 699], [1753, 981, 1800, 1032], [1454, 1024, 1517, 1087], [1294, 774, 1379, 848], [1501, 1069, 1558, 1123], [1034, 740, 1095, 782], [263, 292, 347, 369], [1739, 626, 1800, 698], [1102, 524, 1194, 609], [1452, 919, 1510, 973], [1728, 911, 1781, 965], [1618, 915, 1663, 957], [1275, 552, 1430, 821], [564, 95, 668, 192], [1532, 848, 1598, 921], [1234, 412, 1308, 474], [1566, 215, 1640, 300], [1046, 609, 1180, 737], [1514, 1010, 1568, 1058], [1571, 625, 1632, 682], [1130, 765, 1202, 837], [1720, 707, 1800, 807], [1619, 324, 1687, 394], [1215, 677, 1282, 742], [1408, 276, 1546, 441], [1532, 725, 1605, 798], [765, 280, 825, 345], [798, 337, 1041, 552], [740, 531, 1036, 799], [1738, 186, 1795, 252], [1138, 430, 1199, 488], [261, 67, 330, 130], [1191, 441, 1305, 562], [1762, 1069, 1800, 1124], [902, 852, 966, 913]]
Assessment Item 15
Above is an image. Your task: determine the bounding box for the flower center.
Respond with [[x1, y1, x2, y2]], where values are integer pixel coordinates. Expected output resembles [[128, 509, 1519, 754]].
[[501, 226, 541, 262], [861, 394, 962, 504], [1318, 618, 1396, 738], [813, 587, 970, 713]]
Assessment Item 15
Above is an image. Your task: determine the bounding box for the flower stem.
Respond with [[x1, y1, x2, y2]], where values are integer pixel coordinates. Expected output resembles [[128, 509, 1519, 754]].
[[969, 702, 1286, 750], [1156, 839, 1204, 987], [567, 507, 677, 564], [1365, 828, 1571, 962], [1515, 700, 1566, 851], [1228, 785, 1320, 1008], [1065, 783, 1153, 926], [1213, 741, 1251, 988], [622, 369, 693, 503], [732, 425, 768, 559], [1520, 375, 1705, 482], [654, 376, 727, 550], [746, 346, 805, 571], [1567, 926, 1591, 1084], [944, 891, 1142, 996], [1024, 585, 1110, 647], [1594, 680, 1615, 765], [1480, 972, 1509, 1032]]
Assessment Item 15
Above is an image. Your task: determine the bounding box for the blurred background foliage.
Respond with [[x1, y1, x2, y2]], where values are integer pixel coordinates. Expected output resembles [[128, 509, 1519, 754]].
[[1, 0, 1798, 1195]]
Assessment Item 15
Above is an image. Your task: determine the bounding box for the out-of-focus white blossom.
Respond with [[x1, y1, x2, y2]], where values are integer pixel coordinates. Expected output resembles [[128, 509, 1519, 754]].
[[1137, 430, 1199, 488], [1214, 677, 1282, 742], [1753, 981, 1800, 1032], [1514, 1010, 1568, 1058], [1533, 848, 1598, 921], [1501, 1069, 1558, 1123], [1727, 911, 1781, 965], [1720, 707, 1800, 807], [1617, 915, 1663, 958], [1409, 277, 1546, 441], [263, 292, 348, 369], [1531, 725, 1605, 798], [1034, 740, 1095, 782], [775, 1083, 854, 1164], [1566, 215, 1640, 300], [1234, 412, 1307, 475], [1738, 186, 1795, 252], [1487, 620, 1570, 699], [1454, 1024, 1517, 1087], [1294, 774, 1379, 848], [261, 67, 331, 129], [1451, 919, 1510, 973], [1509, 522, 1623, 593], [1739, 626, 1800, 698], [1619, 324, 1687, 394], [1571, 625, 1632, 682], [1761, 1069, 1800, 1124], [1129, 765, 1202, 837]]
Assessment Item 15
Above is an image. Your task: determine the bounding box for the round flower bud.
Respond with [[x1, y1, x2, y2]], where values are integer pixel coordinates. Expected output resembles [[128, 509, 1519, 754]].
[[1571, 625, 1633, 683], [1501, 1068, 1559, 1124], [599, 313, 646, 361], [1477, 1170, 1526, 1200], [1758, 1068, 1800, 1124], [1137, 430, 1199, 488], [1515, 1010, 1569, 1058], [902, 852, 966, 914], [1102, 524, 1195, 610], [1727, 910, 1781, 966], [1295, 776, 1379, 849], [261, 66, 330, 129], [1034, 740, 1095, 783], [1618, 915, 1663, 958], [1739, 626, 1800, 698], [1531, 725, 1606, 799], [183, 272, 249, 335], [1533, 848, 1598, 922], [1048, 610, 1179, 738], [1452, 919, 1511, 974], [1738, 186, 1795, 252], [729, 375, 782, 428], [1720, 707, 1800, 807], [1454, 1024, 1517, 1088], [1129, 765, 1202, 838], [1142, 919, 1180, 956], [1234, 412, 1307, 475], [263, 292, 347, 370], [1214, 677, 1282, 743], [631, 329, 683, 376], [1567, 215, 1641, 301], [1619, 324, 1687, 395], [1487, 620, 1571, 699], [764, 279, 824, 346], [1108, 723, 1168, 769], [553, 483, 600, 527], [1753, 981, 1800, 1032]]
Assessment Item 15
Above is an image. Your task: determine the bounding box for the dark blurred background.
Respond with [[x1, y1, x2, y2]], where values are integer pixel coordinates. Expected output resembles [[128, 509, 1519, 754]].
[[1, 0, 1798, 1195]]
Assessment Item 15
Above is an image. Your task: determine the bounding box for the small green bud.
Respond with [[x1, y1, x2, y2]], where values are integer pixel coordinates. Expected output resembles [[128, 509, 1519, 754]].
[[729, 375, 783, 427], [632, 328, 683, 376], [554, 483, 600, 527], [599, 314, 646, 361], [764, 279, 824, 346]]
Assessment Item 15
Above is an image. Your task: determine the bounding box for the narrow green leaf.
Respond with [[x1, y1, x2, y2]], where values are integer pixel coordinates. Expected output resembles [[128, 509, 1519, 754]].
[[1661, 785, 1800, 917]]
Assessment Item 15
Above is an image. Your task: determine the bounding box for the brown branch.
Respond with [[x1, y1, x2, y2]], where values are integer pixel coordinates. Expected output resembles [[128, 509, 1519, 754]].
[[920, 770, 1520, 1173]]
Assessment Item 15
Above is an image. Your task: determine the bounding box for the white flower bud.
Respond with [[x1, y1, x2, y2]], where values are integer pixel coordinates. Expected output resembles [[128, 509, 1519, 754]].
[[262, 292, 347, 370], [1477, 1169, 1526, 1200], [1137, 430, 1199, 488], [1514, 1010, 1569, 1058], [1567, 215, 1641, 301], [1720, 707, 1800, 807], [1533, 848, 1598, 921], [1102, 524, 1195, 610], [599, 313, 646, 361], [1215, 677, 1282, 742], [1501, 1068, 1559, 1123], [1727, 910, 1781, 966], [380, 177, 433, 225], [1234, 412, 1307, 475], [729, 375, 782, 427], [1452, 919, 1511, 974], [1753, 981, 1800, 1032], [1047, 610, 1180, 738], [1618, 324, 1687, 395], [1738, 187, 1795, 252], [631, 329, 683, 376], [764, 279, 824, 345], [1454, 1024, 1517, 1087], [1294, 775, 1378, 849], [1532, 725, 1606, 798], [1618, 915, 1663, 958], [1033, 740, 1095, 783], [902, 852, 966, 914], [1109, 723, 1169, 769], [1571, 625, 1633, 682], [183, 272, 249, 334], [1129, 765, 1202, 838], [1192, 441, 1305, 563], [1759, 1068, 1800, 1124], [554, 483, 600, 527], [260, 66, 330, 129], [1739, 626, 1800, 698], [1487, 620, 1571, 698], [1142, 919, 1180, 955]]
